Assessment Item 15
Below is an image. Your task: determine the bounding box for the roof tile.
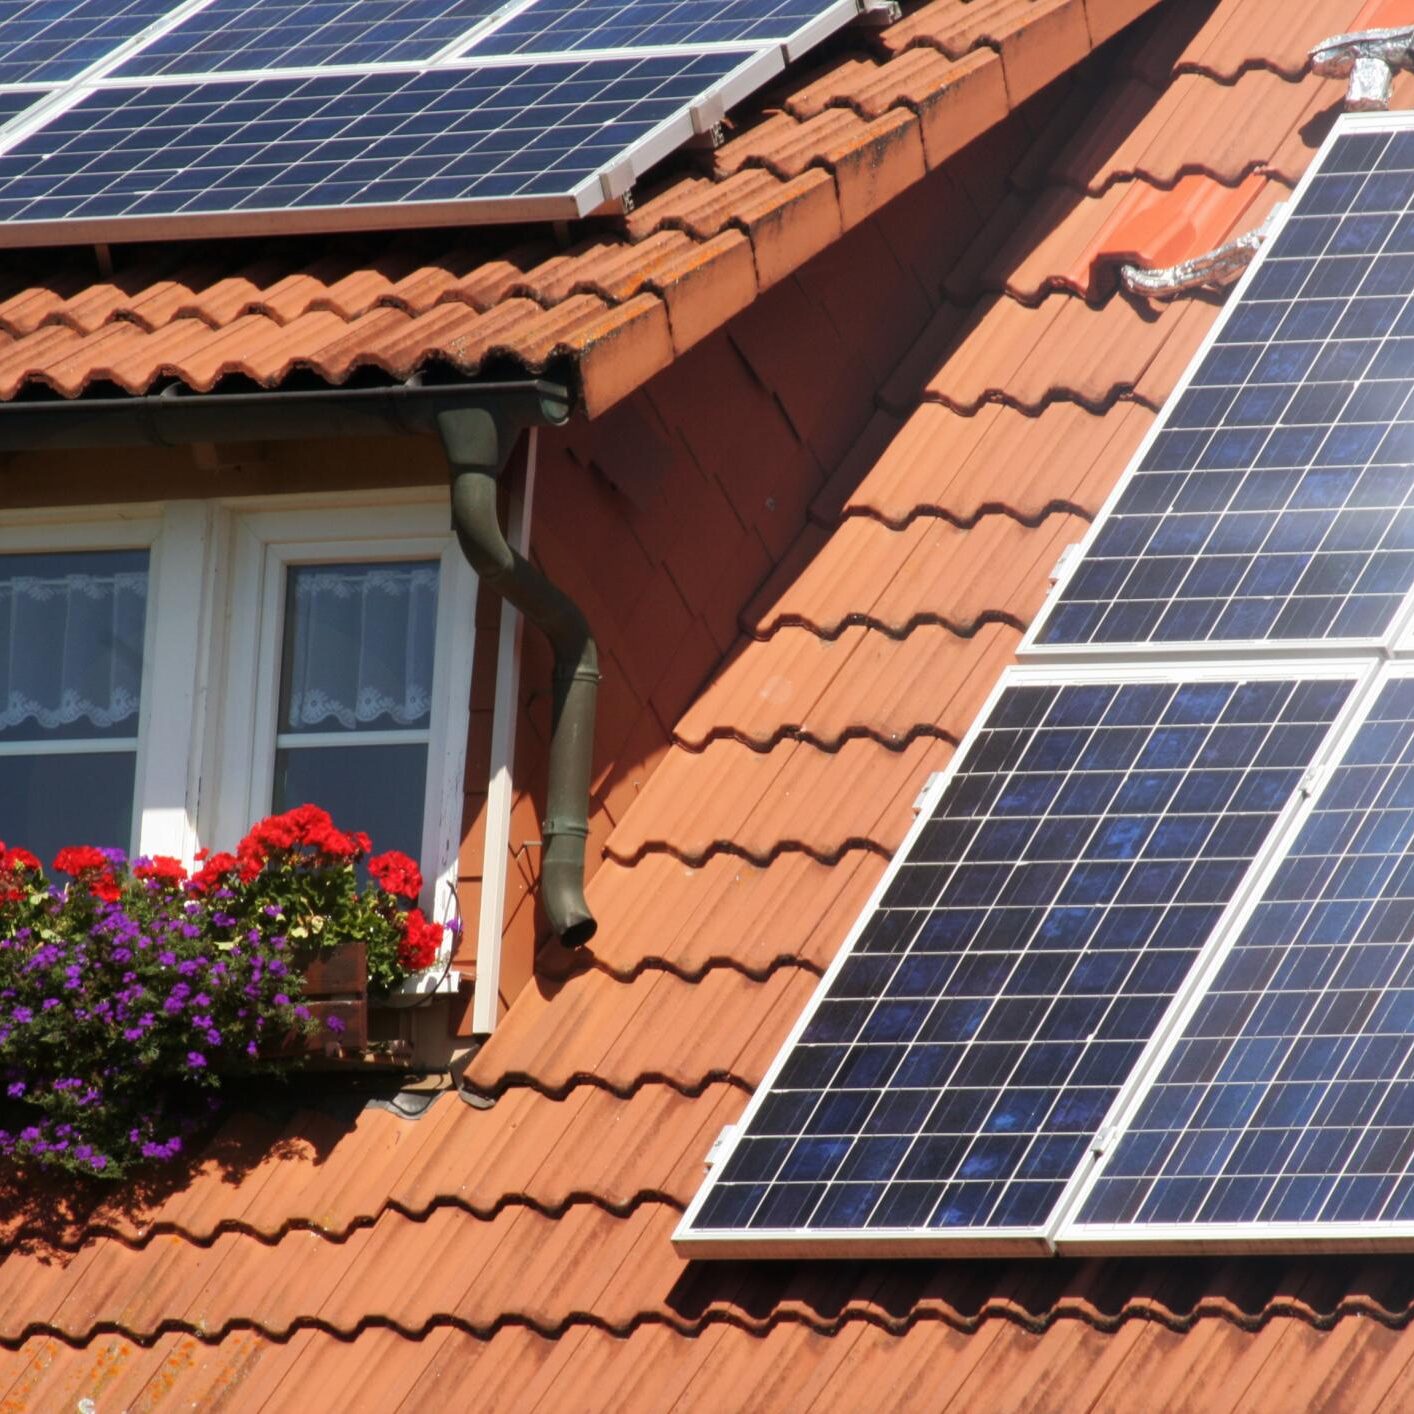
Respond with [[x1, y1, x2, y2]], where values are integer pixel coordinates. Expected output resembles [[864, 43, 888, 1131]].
[[464, 966, 818, 1092], [742, 511, 1088, 638], [574, 850, 885, 976], [676, 620, 1019, 751], [814, 401, 1153, 525], [647, 228, 760, 354], [602, 734, 954, 864]]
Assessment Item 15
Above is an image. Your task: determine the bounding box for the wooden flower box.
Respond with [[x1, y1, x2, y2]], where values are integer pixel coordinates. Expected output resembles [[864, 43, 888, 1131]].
[[269, 940, 369, 1057]]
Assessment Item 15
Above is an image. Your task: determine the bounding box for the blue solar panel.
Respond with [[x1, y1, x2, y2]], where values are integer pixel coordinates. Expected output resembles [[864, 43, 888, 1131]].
[[112, 0, 506, 77], [1038, 128, 1414, 648], [0, 0, 175, 86], [0, 90, 41, 130], [467, 0, 846, 55], [685, 675, 1351, 1244], [1079, 674, 1414, 1232], [0, 54, 744, 229]]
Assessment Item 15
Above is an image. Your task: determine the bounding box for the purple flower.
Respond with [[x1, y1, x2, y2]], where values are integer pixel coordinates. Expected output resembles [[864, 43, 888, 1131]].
[[6, 1081, 23, 1098], [273, 993, 290, 1008], [158, 950, 177, 966], [41, 998, 60, 1010], [186, 1051, 206, 1069], [11, 1007, 31, 1024], [325, 1015, 346, 1034]]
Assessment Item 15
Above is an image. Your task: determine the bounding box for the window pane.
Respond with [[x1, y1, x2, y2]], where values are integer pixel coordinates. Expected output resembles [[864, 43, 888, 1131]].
[[273, 743, 427, 860], [278, 560, 439, 735], [0, 752, 136, 863], [0, 549, 149, 743]]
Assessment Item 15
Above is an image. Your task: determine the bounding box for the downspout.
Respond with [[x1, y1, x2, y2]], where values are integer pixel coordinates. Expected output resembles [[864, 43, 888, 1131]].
[[437, 405, 600, 948]]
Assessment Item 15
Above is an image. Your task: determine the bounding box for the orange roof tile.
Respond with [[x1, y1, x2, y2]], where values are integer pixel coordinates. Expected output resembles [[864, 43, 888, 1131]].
[[12, 0, 1414, 1406]]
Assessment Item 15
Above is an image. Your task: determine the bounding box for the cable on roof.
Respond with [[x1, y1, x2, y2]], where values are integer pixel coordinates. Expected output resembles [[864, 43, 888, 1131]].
[[1118, 204, 1285, 299]]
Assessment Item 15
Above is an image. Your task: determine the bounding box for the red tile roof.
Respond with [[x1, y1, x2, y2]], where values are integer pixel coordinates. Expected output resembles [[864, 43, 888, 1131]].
[[0, 0, 1159, 418], [6, 0, 1414, 1407]]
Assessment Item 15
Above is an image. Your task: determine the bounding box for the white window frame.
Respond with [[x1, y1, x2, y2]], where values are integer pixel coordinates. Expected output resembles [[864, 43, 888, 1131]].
[[0, 488, 476, 993], [0, 501, 212, 864]]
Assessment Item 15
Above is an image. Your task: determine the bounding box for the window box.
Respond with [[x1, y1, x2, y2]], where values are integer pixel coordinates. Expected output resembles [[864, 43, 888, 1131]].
[[265, 940, 369, 1058]]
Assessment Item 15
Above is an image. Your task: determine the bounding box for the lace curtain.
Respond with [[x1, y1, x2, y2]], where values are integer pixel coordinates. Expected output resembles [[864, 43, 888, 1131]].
[[280, 561, 439, 733], [0, 552, 149, 740]]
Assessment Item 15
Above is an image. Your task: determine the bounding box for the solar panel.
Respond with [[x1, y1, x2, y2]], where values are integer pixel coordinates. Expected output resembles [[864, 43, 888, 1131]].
[[111, 0, 507, 78], [462, 0, 857, 56], [0, 0, 872, 241], [676, 672, 1353, 1254], [0, 54, 748, 234], [1034, 127, 1414, 649], [0, 0, 175, 86], [1071, 673, 1414, 1243]]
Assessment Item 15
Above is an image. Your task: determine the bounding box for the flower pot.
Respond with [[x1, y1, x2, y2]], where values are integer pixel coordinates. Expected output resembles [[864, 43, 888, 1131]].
[[267, 940, 369, 1057]]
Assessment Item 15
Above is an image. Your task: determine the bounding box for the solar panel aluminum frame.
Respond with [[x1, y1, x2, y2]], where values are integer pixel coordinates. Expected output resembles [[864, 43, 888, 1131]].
[[1055, 659, 1414, 1255], [0, 47, 780, 242], [1020, 110, 1414, 666], [672, 657, 1373, 1259]]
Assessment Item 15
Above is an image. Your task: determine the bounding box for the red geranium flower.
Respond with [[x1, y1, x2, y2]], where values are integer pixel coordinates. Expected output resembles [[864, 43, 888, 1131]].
[[397, 909, 444, 972], [368, 851, 423, 900], [89, 874, 123, 902], [236, 805, 369, 870], [0, 844, 40, 875], [188, 851, 240, 894], [53, 846, 108, 877], [134, 855, 187, 886]]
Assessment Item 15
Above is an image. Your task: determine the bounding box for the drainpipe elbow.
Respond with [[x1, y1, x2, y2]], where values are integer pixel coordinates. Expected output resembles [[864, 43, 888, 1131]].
[[440, 408, 600, 947]]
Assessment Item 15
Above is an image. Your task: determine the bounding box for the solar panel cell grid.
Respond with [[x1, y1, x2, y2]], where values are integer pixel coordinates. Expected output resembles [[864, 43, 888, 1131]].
[[0, 0, 174, 85], [692, 675, 1351, 1237], [466, 0, 838, 55], [112, 0, 507, 77], [1040, 129, 1414, 648], [0, 53, 742, 222], [1080, 674, 1414, 1230]]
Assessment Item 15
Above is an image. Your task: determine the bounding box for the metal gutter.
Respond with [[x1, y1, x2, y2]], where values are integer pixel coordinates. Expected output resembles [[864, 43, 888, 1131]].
[[0, 376, 572, 449]]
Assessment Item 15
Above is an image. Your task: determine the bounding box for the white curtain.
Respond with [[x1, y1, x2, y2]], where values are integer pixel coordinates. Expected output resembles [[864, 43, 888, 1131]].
[[282, 562, 439, 733], [0, 556, 148, 738]]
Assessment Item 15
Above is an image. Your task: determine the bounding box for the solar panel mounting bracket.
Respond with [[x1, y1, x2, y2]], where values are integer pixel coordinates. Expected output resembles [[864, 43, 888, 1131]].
[[706, 1124, 738, 1169], [690, 93, 726, 135], [1048, 542, 1082, 586], [1089, 1125, 1117, 1158], [855, 0, 903, 27], [1298, 762, 1332, 799], [912, 771, 944, 813]]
